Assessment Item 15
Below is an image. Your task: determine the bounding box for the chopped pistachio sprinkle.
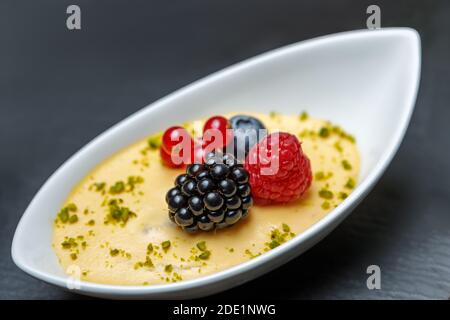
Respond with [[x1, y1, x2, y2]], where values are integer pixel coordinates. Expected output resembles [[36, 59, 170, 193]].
[[196, 241, 207, 252], [339, 192, 348, 200], [198, 251, 211, 260], [164, 264, 173, 273], [61, 237, 78, 249], [318, 189, 334, 199], [144, 256, 154, 268], [345, 177, 356, 189], [342, 160, 352, 170], [110, 249, 119, 257], [148, 132, 162, 150], [104, 199, 136, 226], [319, 127, 330, 138], [109, 181, 125, 194], [127, 176, 144, 191], [264, 224, 295, 252], [57, 203, 78, 224], [91, 182, 105, 192], [147, 243, 153, 254], [161, 240, 171, 252], [299, 111, 309, 121], [315, 171, 333, 181], [321, 201, 331, 210]]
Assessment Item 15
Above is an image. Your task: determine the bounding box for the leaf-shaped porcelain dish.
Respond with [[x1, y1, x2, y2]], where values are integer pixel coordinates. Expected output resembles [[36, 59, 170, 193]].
[[12, 28, 421, 299]]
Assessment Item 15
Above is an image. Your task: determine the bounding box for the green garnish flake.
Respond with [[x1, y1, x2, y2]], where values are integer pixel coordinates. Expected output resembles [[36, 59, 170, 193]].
[[198, 251, 211, 260], [108, 176, 144, 194], [334, 141, 343, 152], [110, 248, 119, 257], [127, 175, 144, 192], [269, 111, 278, 118], [147, 243, 153, 254], [143, 256, 154, 268], [87, 219, 95, 226], [57, 203, 78, 224], [68, 214, 78, 224], [196, 241, 207, 252], [161, 240, 171, 252], [70, 253, 78, 260], [148, 132, 162, 150], [321, 201, 331, 210], [61, 237, 78, 249], [66, 203, 77, 211], [318, 189, 334, 199], [104, 199, 136, 227], [319, 127, 330, 138], [339, 192, 348, 200], [109, 181, 125, 194], [165, 264, 173, 273], [264, 224, 294, 251], [299, 111, 309, 121], [92, 182, 106, 192], [345, 177, 356, 189], [342, 160, 352, 170], [268, 240, 280, 249], [314, 171, 333, 181]]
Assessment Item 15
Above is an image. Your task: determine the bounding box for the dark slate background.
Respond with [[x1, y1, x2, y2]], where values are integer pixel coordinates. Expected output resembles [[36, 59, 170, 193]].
[[1, 0, 449, 299]]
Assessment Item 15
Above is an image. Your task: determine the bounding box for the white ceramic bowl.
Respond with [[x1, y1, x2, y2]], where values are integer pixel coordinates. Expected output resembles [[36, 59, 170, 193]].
[[12, 28, 421, 299]]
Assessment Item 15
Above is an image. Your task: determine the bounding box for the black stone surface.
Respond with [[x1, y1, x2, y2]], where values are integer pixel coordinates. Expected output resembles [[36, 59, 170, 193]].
[[1, 0, 449, 299]]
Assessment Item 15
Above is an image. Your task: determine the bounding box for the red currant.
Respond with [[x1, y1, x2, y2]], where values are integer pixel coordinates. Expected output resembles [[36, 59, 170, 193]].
[[160, 147, 183, 168], [162, 126, 190, 153], [161, 126, 195, 167], [202, 116, 232, 150]]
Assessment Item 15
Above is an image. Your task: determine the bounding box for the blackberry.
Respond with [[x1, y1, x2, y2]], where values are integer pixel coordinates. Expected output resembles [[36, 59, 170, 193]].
[[165, 153, 252, 232]]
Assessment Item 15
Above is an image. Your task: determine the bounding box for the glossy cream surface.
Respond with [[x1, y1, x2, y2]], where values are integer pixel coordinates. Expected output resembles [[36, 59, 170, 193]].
[[53, 112, 360, 285]]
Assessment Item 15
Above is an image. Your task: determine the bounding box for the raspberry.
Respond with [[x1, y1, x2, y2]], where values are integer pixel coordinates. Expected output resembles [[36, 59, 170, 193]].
[[244, 132, 312, 204]]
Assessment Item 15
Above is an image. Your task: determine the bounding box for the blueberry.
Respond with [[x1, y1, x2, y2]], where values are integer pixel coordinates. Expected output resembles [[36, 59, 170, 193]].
[[204, 192, 224, 211], [225, 209, 242, 225], [242, 196, 253, 210], [175, 174, 189, 187], [230, 167, 249, 184], [168, 194, 187, 212], [165, 187, 181, 204], [188, 196, 204, 216], [197, 178, 216, 195], [207, 207, 225, 223], [226, 195, 241, 210], [219, 179, 237, 197], [174, 207, 194, 226], [210, 164, 230, 180], [197, 215, 214, 231], [181, 180, 198, 196], [237, 184, 251, 197], [230, 115, 266, 132], [187, 164, 204, 177], [229, 115, 267, 159]]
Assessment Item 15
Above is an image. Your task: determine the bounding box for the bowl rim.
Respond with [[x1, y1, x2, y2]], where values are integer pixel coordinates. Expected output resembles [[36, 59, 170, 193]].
[[11, 27, 421, 297]]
